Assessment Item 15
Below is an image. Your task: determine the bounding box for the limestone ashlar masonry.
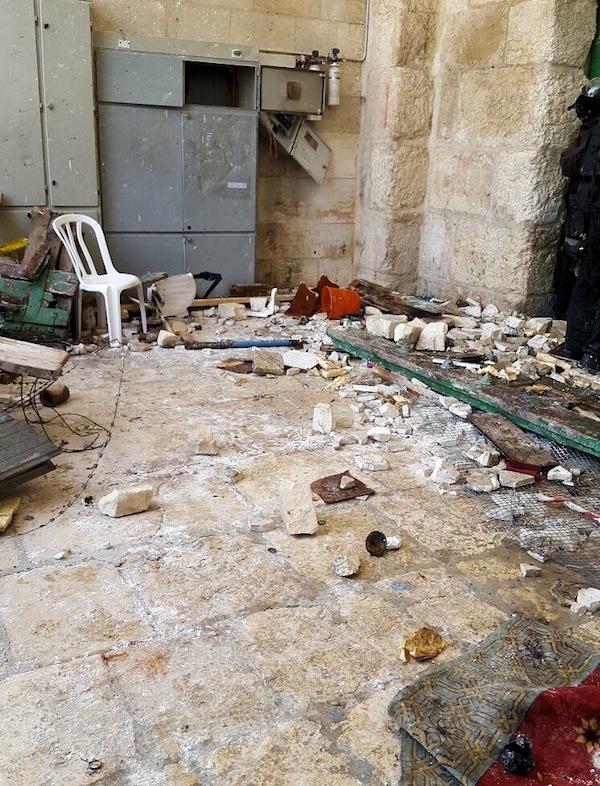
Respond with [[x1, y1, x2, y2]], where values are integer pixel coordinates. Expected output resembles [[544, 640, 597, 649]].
[[418, 0, 597, 312]]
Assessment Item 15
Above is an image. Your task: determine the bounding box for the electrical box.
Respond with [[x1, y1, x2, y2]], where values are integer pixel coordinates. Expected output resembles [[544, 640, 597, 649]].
[[95, 32, 259, 296], [260, 113, 331, 185], [260, 66, 325, 117], [0, 0, 99, 240]]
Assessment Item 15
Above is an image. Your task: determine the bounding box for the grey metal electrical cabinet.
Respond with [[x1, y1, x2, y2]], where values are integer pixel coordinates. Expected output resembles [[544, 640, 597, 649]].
[[0, 0, 99, 241], [95, 33, 259, 297]]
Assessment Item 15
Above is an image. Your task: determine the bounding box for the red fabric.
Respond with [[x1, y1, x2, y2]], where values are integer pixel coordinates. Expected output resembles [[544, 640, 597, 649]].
[[478, 668, 600, 786]]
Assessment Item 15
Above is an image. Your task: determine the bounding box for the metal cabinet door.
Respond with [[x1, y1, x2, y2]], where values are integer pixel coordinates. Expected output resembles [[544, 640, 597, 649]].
[[183, 110, 257, 233], [99, 104, 183, 232], [184, 233, 254, 297], [105, 233, 184, 279], [38, 0, 98, 207], [0, 0, 46, 205]]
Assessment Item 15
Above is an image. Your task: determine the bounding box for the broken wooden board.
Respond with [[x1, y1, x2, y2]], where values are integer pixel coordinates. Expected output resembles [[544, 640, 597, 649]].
[[348, 279, 456, 319], [328, 326, 600, 459], [191, 293, 295, 308], [0, 335, 69, 379], [468, 412, 557, 467]]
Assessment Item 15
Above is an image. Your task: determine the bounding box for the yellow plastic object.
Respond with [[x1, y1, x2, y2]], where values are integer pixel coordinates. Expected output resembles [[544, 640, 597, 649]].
[[0, 237, 28, 261]]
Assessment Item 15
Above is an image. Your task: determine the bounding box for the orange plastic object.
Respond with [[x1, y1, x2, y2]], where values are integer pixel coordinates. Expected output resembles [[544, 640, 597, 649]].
[[321, 286, 361, 319]]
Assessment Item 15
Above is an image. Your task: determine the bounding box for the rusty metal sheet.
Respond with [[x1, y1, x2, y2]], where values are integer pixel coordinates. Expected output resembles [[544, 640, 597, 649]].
[[310, 472, 374, 503]]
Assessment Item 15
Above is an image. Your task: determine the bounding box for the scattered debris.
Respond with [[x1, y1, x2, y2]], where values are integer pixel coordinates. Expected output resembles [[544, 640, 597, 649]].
[[194, 426, 219, 456], [550, 579, 583, 607], [499, 733, 534, 776], [570, 587, 600, 614], [217, 303, 247, 321], [310, 472, 374, 503], [355, 454, 389, 472], [547, 465, 573, 484], [282, 349, 320, 370], [97, 483, 154, 518], [333, 551, 361, 577], [498, 470, 536, 489], [157, 330, 181, 348], [0, 497, 20, 533], [312, 402, 335, 434], [400, 627, 447, 663], [416, 321, 448, 351], [465, 470, 500, 493], [469, 412, 557, 468], [520, 562, 542, 578], [252, 348, 285, 376], [365, 530, 388, 557], [249, 518, 278, 533], [279, 480, 319, 535], [39, 382, 70, 407], [217, 358, 254, 374]]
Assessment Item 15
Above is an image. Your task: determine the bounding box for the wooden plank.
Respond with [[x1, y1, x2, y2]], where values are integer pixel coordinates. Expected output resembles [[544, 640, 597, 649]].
[[0, 335, 68, 379], [190, 293, 295, 308], [348, 279, 456, 319], [468, 412, 557, 467], [328, 326, 600, 459]]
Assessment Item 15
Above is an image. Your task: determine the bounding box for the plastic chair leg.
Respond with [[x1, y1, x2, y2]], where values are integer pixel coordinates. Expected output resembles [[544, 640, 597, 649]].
[[104, 289, 123, 346], [136, 283, 148, 334], [76, 287, 83, 341]]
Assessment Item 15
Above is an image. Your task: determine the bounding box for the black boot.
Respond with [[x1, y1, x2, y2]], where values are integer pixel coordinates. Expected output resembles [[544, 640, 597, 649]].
[[580, 352, 600, 374]]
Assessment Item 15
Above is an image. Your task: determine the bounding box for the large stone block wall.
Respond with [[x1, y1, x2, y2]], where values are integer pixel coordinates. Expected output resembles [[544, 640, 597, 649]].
[[90, 0, 367, 290], [418, 0, 596, 312], [355, 0, 439, 293]]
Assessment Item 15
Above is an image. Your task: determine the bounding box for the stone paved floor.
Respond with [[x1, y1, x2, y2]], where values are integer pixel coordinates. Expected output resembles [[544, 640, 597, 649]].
[[1, 334, 599, 786]]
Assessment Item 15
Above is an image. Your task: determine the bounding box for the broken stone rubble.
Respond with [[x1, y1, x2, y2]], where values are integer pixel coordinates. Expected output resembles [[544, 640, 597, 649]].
[[97, 483, 154, 518], [279, 480, 319, 536]]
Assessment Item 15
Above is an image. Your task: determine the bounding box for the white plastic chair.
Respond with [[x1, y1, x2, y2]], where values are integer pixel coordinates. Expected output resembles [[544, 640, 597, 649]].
[[52, 214, 147, 346]]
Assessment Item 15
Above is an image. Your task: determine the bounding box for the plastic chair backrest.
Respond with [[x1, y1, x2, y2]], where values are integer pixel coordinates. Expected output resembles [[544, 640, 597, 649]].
[[52, 214, 118, 282]]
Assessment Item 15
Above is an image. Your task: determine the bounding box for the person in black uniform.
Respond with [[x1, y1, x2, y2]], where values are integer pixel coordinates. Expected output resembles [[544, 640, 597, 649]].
[[557, 79, 600, 374]]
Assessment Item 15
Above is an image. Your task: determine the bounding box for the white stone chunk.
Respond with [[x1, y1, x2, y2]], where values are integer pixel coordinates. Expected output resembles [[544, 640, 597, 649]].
[[282, 349, 321, 369], [364, 306, 383, 316], [525, 317, 552, 334], [466, 445, 501, 467], [194, 425, 219, 456], [547, 465, 573, 483], [520, 562, 542, 577], [502, 316, 526, 336], [333, 551, 361, 577], [499, 470, 535, 488], [355, 454, 390, 472], [279, 480, 319, 535], [157, 330, 180, 348], [98, 483, 154, 518], [313, 403, 335, 434], [430, 458, 461, 485], [481, 323, 503, 341], [379, 402, 400, 419], [460, 305, 482, 318], [415, 321, 448, 351], [367, 426, 391, 442], [366, 314, 408, 340], [253, 349, 284, 376], [446, 314, 479, 329], [570, 587, 600, 614], [481, 304, 499, 319], [249, 518, 278, 532], [385, 535, 402, 550], [394, 320, 425, 346], [218, 303, 247, 321], [465, 470, 500, 493], [339, 475, 356, 489]]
